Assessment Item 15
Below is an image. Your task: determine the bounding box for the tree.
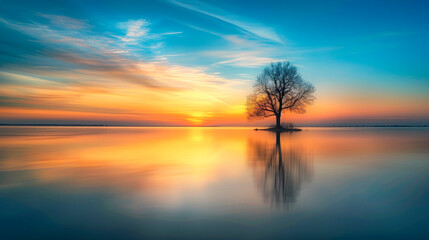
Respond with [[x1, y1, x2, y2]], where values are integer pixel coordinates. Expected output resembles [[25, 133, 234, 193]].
[[246, 61, 315, 129]]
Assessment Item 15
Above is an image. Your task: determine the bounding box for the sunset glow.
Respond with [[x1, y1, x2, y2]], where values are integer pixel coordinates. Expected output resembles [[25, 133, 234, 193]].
[[2, 1, 429, 239], [1, 0, 428, 126]]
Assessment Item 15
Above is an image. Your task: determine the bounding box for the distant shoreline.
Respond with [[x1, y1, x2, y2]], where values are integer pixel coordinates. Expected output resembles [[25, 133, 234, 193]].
[[0, 124, 428, 128]]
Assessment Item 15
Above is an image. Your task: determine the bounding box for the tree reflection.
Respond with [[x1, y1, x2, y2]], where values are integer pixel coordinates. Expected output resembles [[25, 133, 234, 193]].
[[248, 132, 312, 209]]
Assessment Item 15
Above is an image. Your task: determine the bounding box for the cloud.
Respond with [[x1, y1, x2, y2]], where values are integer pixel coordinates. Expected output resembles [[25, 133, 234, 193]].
[[117, 19, 183, 44], [205, 50, 277, 67], [118, 19, 151, 42], [182, 23, 260, 48], [161, 31, 183, 35], [0, 15, 248, 125], [39, 14, 89, 29], [215, 56, 275, 67], [167, 0, 283, 43]]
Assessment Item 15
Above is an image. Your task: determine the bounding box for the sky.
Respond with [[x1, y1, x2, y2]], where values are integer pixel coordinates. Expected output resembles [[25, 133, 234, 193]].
[[0, 0, 428, 126]]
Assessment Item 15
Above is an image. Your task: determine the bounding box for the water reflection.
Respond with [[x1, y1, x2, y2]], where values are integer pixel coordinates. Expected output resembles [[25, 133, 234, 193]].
[[2, 127, 429, 239], [248, 132, 312, 209]]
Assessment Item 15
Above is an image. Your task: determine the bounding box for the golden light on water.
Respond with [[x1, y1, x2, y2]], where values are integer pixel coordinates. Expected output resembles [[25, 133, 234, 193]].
[[2, 126, 427, 200]]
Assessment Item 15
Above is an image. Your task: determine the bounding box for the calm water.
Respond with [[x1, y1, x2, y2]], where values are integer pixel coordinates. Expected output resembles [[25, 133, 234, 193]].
[[1, 127, 428, 239]]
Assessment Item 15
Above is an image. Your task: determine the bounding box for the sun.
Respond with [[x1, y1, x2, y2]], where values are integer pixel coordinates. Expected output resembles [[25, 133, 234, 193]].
[[187, 112, 212, 126]]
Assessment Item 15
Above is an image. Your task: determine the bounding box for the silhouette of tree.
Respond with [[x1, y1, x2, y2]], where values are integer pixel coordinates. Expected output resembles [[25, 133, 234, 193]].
[[247, 132, 312, 209], [246, 61, 315, 129]]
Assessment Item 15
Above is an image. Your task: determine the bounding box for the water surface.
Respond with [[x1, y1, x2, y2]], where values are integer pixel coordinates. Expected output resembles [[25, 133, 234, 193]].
[[1, 127, 428, 239]]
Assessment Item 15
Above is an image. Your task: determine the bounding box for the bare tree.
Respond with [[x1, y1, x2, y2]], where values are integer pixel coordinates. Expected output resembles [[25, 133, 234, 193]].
[[246, 61, 315, 129]]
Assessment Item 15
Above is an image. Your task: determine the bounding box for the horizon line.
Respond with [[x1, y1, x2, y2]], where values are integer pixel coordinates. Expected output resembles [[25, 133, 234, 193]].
[[1, 124, 428, 128]]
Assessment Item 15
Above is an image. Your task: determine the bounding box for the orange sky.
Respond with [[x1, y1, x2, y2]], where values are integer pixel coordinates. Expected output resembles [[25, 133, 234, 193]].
[[1, 67, 428, 126], [1, 6, 428, 126]]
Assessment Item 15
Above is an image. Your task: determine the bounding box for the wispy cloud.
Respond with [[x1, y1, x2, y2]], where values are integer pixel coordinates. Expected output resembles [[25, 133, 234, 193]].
[[205, 50, 278, 67], [118, 19, 150, 42], [167, 0, 283, 43], [39, 14, 89, 29], [117, 19, 182, 44], [0, 15, 247, 125], [215, 56, 276, 67], [177, 23, 279, 68], [182, 23, 260, 48]]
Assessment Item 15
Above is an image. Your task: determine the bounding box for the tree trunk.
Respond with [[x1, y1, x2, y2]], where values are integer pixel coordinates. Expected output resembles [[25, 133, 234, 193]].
[[275, 113, 282, 129]]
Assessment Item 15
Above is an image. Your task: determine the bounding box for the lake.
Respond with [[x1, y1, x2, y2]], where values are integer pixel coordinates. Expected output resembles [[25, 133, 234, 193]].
[[1, 127, 428, 239]]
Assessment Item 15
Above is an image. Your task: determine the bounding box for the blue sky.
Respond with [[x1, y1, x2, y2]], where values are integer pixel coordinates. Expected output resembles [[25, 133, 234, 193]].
[[0, 0, 428, 125]]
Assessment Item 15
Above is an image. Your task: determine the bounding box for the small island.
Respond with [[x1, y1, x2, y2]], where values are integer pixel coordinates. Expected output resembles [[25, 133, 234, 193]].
[[254, 126, 302, 132]]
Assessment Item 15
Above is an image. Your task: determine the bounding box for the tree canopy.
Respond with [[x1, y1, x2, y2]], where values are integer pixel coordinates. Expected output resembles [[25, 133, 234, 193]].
[[246, 61, 315, 128]]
